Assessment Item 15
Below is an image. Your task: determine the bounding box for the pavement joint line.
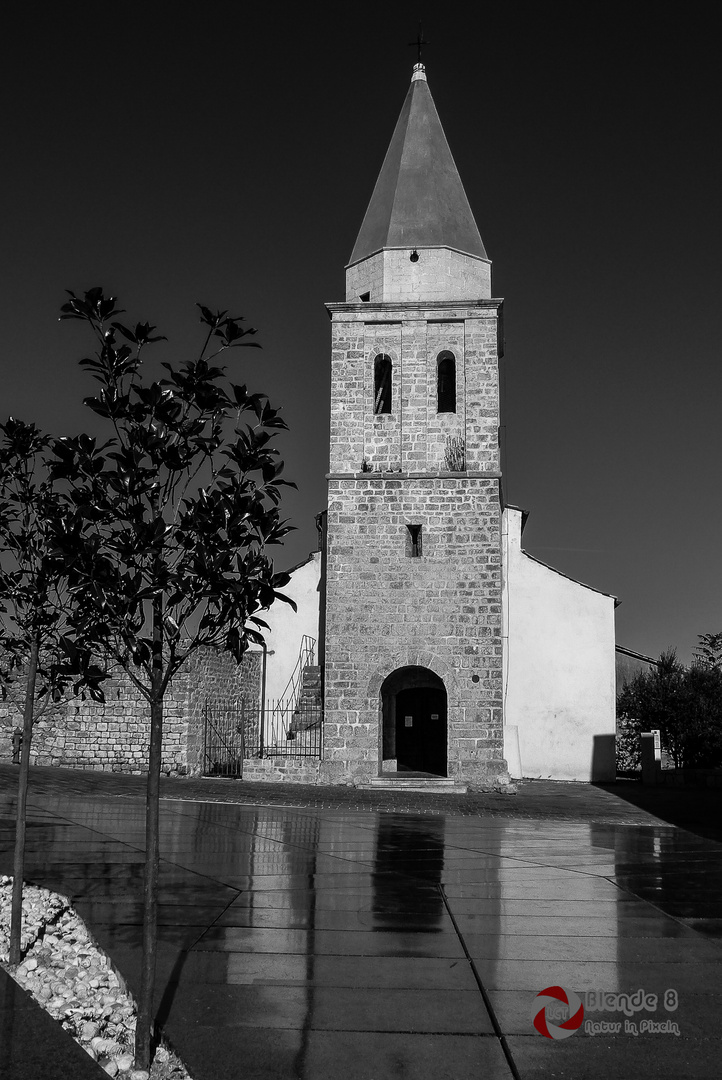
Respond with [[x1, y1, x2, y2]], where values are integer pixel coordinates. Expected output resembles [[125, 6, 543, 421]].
[[438, 882, 521, 1080]]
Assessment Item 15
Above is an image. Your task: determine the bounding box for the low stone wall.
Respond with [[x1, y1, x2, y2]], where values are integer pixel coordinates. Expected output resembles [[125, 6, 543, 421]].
[[0, 648, 261, 776], [241, 756, 363, 786], [241, 758, 325, 785]]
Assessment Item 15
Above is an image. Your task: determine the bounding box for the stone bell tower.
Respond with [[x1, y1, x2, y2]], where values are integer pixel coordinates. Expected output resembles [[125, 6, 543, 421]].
[[321, 63, 509, 789]]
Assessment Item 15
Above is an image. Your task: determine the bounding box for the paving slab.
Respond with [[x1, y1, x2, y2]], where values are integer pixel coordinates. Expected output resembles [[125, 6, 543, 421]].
[[1, 764, 721, 1079]]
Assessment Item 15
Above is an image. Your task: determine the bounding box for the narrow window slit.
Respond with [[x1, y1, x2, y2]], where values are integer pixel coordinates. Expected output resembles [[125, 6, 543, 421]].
[[437, 351, 456, 413], [374, 354, 392, 414], [406, 524, 423, 557]]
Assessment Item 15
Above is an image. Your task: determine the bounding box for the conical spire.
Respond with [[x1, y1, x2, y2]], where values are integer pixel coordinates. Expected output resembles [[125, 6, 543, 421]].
[[349, 64, 487, 265]]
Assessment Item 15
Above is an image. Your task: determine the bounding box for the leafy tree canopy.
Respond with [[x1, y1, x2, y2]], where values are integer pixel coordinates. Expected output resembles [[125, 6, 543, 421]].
[[0, 416, 104, 703], [52, 287, 296, 700]]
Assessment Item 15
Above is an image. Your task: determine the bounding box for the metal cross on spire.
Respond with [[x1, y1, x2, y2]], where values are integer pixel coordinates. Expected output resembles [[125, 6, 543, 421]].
[[408, 22, 429, 64]]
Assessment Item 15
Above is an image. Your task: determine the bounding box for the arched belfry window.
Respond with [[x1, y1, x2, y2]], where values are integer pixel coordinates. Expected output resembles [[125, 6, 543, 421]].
[[374, 354, 392, 414], [437, 352, 456, 414]]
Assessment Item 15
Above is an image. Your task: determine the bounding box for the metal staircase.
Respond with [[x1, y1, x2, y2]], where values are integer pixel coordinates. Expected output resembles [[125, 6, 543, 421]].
[[287, 662, 322, 739]]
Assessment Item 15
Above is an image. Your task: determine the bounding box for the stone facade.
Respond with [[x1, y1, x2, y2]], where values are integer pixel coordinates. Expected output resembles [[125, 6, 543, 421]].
[[322, 299, 509, 788], [329, 303, 502, 476], [241, 758, 326, 785], [0, 647, 260, 776]]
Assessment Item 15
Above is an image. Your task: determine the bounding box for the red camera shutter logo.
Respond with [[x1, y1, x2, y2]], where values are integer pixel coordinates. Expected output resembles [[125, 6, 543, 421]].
[[532, 985, 584, 1040]]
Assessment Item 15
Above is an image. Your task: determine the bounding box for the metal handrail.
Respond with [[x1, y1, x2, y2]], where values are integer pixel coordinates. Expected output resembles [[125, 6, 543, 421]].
[[277, 634, 316, 713]]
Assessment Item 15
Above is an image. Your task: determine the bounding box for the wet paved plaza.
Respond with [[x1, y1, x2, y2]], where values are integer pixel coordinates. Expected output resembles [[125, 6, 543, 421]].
[[1, 767, 722, 1079]]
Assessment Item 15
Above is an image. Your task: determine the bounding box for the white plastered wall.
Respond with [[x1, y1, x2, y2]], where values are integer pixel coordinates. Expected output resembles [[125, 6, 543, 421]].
[[249, 551, 322, 704], [502, 507, 616, 781]]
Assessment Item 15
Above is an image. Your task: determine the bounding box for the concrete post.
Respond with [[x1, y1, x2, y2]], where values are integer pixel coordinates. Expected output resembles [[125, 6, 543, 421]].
[[641, 729, 662, 785]]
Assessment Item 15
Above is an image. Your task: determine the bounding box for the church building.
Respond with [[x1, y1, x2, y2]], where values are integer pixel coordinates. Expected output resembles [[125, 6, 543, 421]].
[[249, 62, 618, 789]]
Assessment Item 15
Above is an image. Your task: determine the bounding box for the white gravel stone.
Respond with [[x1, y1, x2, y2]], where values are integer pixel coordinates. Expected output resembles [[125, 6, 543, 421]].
[[0, 877, 195, 1079]]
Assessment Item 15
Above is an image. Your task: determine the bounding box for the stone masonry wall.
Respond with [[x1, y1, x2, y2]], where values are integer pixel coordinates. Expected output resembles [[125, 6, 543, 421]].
[[183, 648, 261, 776], [0, 647, 260, 776], [329, 303, 500, 476]]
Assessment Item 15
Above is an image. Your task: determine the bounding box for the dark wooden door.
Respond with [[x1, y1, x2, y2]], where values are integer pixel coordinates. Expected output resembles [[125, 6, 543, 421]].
[[395, 687, 447, 776]]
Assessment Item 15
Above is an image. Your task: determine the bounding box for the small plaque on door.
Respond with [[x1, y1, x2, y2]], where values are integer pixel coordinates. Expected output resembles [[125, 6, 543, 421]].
[[431, 714, 439, 720], [405, 716, 413, 727]]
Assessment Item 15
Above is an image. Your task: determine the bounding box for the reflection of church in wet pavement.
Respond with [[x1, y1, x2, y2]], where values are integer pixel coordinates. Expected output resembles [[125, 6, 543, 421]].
[[371, 815, 447, 931]]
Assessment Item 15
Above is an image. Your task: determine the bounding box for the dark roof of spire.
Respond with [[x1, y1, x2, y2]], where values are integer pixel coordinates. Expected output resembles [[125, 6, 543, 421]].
[[349, 66, 487, 265]]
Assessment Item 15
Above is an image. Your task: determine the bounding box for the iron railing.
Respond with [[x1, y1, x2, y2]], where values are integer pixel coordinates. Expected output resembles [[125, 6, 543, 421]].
[[249, 700, 323, 758], [202, 698, 323, 775], [202, 698, 248, 778]]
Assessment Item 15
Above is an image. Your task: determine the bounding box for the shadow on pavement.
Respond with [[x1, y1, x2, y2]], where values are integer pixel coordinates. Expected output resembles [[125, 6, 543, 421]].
[[594, 779, 722, 845]]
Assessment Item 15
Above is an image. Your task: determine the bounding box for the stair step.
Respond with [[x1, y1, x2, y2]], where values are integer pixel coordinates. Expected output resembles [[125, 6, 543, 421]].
[[359, 778, 468, 794]]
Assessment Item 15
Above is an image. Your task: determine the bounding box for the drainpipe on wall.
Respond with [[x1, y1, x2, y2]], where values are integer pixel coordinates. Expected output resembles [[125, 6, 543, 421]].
[[315, 510, 327, 674], [259, 642, 267, 758]]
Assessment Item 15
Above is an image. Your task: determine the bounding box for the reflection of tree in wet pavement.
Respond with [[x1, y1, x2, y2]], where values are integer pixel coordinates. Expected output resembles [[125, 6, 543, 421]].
[[4, 805, 147, 908], [372, 815, 446, 931]]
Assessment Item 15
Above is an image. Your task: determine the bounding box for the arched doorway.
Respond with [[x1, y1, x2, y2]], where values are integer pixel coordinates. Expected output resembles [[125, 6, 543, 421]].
[[381, 667, 447, 777]]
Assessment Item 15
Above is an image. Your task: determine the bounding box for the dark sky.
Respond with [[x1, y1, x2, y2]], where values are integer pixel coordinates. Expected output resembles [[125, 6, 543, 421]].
[[1, 4, 720, 663]]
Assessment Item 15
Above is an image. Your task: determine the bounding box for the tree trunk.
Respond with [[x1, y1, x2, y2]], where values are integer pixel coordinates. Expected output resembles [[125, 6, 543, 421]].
[[135, 689, 163, 1069], [9, 636, 40, 965], [135, 588, 165, 1071]]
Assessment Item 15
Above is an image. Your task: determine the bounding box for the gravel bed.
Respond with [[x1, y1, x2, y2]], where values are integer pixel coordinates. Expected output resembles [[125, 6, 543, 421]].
[[0, 876, 192, 1080]]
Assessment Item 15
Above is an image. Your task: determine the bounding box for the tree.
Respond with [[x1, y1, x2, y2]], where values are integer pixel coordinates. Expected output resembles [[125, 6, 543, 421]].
[[677, 663, 722, 766], [0, 419, 105, 965], [52, 288, 295, 1069], [617, 645, 722, 771], [694, 632, 722, 670]]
